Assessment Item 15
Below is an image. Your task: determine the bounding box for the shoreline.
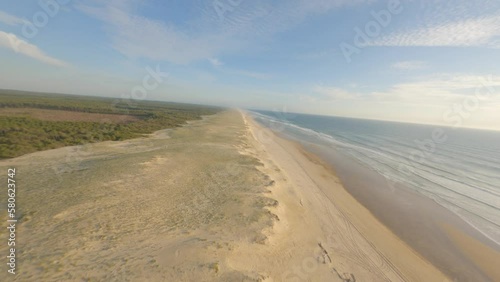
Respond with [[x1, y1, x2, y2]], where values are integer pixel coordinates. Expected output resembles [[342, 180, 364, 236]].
[[310, 144, 500, 281], [1, 109, 490, 281], [242, 111, 449, 281], [248, 111, 500, 281]]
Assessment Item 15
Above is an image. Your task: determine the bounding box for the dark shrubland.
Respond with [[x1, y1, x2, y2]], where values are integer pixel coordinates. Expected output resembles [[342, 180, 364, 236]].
[[0, 90, 222, 158]]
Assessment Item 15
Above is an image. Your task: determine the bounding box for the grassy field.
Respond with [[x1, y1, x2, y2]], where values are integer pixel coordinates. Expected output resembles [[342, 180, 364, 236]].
[[0, 89, 222, 158]]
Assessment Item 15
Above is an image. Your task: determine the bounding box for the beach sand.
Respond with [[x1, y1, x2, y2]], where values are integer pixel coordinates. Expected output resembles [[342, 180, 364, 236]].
[[302, 141, 500, 282], [0, 110, 450, 281]]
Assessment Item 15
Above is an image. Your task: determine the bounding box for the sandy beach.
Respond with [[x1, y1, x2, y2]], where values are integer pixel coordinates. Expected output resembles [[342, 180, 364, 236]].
[[1, 110, 452, 281], [306, 145, 500, 282]]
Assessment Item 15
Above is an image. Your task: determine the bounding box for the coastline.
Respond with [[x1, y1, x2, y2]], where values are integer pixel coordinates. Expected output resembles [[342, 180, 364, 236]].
[[308, 145, 500, 281], [0, 109, 470, 281], [247, 111, 500, 281], [242, 111, 449, 281]]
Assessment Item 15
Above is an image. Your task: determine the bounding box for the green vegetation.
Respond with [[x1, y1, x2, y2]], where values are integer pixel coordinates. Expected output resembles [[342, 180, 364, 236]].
[[0, 89, 222, 158]]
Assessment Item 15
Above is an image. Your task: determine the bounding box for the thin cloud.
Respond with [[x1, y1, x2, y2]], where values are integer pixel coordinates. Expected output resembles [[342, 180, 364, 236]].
[[214, 65, 272, 80], [206, 57, 271, 79], [78, 0, 370, 64], [368, 14, 500, 47], [0, 10, 27, 26], [308, 75, 500, 104], [392, 61, 428, 70], [0, 31, 68, 67], [78, 2, 234, 64], [310, 86, 360, 101], [373, 74, 500, 102], [208, 57, 223, 67], [198, 0, 370, 35], [233, 69, 271, 80]]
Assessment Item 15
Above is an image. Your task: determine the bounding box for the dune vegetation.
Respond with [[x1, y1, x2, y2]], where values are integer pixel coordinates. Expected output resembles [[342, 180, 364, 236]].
[[0, 90, 221, 158]]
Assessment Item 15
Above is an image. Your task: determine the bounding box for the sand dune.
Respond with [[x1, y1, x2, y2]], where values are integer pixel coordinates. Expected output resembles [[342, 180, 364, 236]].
[[0, 110, 450, 281], [240, 111, 450, 282]]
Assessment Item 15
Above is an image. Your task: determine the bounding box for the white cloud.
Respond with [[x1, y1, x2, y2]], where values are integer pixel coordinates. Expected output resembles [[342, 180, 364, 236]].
[[313, 86, 359, 100], [370, 74, 500, 105], [201, 0, 371, 35], [307, 74, 500, 105], [299, 74, 500, 130], [0, 31, 68, 67], [208, 57, 223, 67], [233, 69, 271, 80], [369, 74, 500, 129], [78, 0, 371, 64], [369, 14, 500, 48], [0, 10, 27, 26], [392, 61, 428, 70], [205, 57, 271, 79], [78, 3, 237, 64]]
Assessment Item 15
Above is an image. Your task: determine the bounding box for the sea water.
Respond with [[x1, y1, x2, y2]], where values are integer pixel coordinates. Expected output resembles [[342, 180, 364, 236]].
[[250, 110, 500, 246]]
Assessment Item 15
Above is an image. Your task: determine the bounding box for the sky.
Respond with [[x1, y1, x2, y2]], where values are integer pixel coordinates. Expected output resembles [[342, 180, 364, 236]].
[[0, 0, 499, 130]]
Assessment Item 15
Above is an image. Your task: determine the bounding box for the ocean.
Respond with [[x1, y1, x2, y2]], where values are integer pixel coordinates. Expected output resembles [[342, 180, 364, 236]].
[[250, 110, 500, 247]]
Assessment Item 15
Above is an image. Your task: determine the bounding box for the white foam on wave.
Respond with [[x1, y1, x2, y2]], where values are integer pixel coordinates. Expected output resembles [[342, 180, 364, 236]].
[[250, 110, 500, 247]]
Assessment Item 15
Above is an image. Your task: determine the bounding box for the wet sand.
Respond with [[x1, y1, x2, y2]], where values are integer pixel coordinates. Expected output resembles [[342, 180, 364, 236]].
[[0, 110, 450, 281], [243, 112, 448, 281], [282, 133, 500, 281]]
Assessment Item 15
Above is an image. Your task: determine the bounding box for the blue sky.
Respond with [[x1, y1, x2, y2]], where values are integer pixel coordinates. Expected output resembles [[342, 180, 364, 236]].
[[0, 0, 499, 130]]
